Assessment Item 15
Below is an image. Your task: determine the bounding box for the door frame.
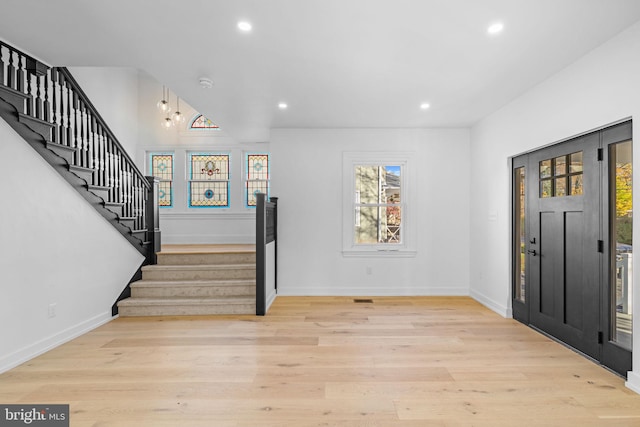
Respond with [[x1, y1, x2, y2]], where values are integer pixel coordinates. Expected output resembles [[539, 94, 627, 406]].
[[510, 120, 633, 377]]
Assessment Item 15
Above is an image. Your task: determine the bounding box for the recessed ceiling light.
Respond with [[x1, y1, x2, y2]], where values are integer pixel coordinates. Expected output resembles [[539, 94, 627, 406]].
[[238, 21, 252, 32], [278, 102, 288, 109], [420, 103, 430, 110], [487, 22, 504, 35]]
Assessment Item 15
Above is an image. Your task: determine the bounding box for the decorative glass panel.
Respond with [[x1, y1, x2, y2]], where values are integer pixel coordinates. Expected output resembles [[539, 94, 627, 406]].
[[158, 181, 172, 207], [553, 156, 566, 176], [151, 155, 173, 181], [247, 154, 269, 180], [246, 153, 270, 207], [191, 154, 229, 180], [189, 114, 219, 129], [189, 181, 229, 207], [150, 153, 173, 207], [247, 180, 269, 207], [189, 153, 229, 208]]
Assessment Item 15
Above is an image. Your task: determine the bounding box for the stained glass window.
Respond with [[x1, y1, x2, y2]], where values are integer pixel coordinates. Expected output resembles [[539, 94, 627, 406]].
[[245, 153, 270, 207], [189, 153, 230, 208], [149, 153, 173, 207], [189, 114, 219, 130]]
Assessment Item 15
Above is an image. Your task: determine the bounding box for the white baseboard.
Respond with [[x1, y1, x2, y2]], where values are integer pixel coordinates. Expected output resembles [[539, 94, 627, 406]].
[[0, 311, 114, 374], [626, 372, 640, 395], [469, 288, 511, 318], [276, 286, 469, 297]]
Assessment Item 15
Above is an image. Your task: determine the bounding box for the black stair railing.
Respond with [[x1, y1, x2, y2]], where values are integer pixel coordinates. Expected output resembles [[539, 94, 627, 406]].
[[256, 194, 278, 315], [0, 40, 160, 264]]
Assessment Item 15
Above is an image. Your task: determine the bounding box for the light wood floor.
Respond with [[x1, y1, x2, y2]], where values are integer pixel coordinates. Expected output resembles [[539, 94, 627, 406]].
[[2, 297, 639, 426]]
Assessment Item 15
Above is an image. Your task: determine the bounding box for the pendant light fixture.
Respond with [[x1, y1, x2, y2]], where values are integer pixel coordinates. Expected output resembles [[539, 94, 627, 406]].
[[162, 114, 174, 129], [171, 97, 185, 125], [157, 86, 171, 114]]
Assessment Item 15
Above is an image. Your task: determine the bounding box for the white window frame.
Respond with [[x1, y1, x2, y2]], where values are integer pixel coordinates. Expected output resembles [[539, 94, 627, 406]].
[[342, 152, 416, 257]]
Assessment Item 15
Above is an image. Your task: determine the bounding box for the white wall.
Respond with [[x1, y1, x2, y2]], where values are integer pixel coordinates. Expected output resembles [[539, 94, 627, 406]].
[[0, 118, 144, 373], [470, 21, 640, 390], [135, 72, 266, 244], [69, 67, 140, 157], [270, 128, 470, 296]]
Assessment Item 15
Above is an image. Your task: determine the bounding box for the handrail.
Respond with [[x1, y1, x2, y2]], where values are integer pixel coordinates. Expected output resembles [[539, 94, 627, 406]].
[[0, 39, 156, 252], [55, 67, 149, 187]]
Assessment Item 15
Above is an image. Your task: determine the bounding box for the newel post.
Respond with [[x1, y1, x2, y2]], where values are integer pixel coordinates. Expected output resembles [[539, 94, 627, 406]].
[[145, 176, 161, 265]]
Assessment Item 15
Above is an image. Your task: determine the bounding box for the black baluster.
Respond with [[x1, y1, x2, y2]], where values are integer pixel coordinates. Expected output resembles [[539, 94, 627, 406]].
[[16, 54, 24, 94], [6, 49, 15, 89], [34, 73, 44, 119], [25, 71, 33, 116], [43, 73, 50, 122], [87, 111, 94, 172], [59, 75, 68, 146], [0, 44, 5, 86], [66, 81, 74, 153], [51, 69, 59, 143], [78, 100, 86, 168]]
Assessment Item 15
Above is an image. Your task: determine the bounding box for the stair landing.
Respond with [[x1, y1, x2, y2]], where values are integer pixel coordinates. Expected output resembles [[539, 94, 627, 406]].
[[117, 244, 256, 317]]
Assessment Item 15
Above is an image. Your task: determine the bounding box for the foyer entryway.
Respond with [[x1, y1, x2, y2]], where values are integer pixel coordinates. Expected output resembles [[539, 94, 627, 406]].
[[512, 121, 633, 377], [117, 245, 256, 316]]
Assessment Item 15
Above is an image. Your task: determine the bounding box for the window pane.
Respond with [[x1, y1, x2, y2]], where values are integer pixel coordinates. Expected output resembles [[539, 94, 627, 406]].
[[158, 180, 172, 207], [610, 140, 632, 350], [540, 159, 552, 179], [541, 179, 552, 198], [355, 165, 401, 205], [191, 154, 229, 180], [570, 152, 583, 173], [247, 154, 269, 180], [515, 167, 526, 303], [555, 177, 567, 197], [570, 175, 583, 195], [554, 156, 567, 176], [354, 206, 401, 244], [189, 181, 228, 207], [247, 180, 269, 207], [151, 154, 173, 181]]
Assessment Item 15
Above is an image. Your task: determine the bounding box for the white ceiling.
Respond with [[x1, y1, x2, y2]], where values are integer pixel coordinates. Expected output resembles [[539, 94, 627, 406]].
[[2, 0, 640, 142]]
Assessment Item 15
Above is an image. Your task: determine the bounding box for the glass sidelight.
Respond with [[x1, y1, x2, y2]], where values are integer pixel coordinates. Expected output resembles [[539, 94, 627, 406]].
[[514, 167, 526, 303], [610, 140, 633, 350]]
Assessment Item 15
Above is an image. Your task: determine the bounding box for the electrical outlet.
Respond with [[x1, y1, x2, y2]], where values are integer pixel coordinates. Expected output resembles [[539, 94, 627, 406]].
[[48, 303, 57, 318], [366, 266, 372, 275]]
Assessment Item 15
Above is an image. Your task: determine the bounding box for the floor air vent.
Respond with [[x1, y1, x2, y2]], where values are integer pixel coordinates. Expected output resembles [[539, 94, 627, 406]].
[[353, 298, 373, 303]]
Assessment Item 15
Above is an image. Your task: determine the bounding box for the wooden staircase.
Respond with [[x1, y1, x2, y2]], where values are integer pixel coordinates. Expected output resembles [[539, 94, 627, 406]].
[[117, 245, 256, 316]]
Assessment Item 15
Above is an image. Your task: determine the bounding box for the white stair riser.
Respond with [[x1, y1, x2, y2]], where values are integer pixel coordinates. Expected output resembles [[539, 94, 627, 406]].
[[157, 252, 255, 266], [132, 285, 255, 298]]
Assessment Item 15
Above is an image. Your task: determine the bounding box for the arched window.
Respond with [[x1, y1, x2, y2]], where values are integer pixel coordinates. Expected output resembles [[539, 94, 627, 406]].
[[189, 114, 219, 130]]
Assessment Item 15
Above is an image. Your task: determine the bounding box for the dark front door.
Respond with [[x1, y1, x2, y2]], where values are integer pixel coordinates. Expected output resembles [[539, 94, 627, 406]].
[[512, 121, 633, 376], [528, 134, 600, 360]]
